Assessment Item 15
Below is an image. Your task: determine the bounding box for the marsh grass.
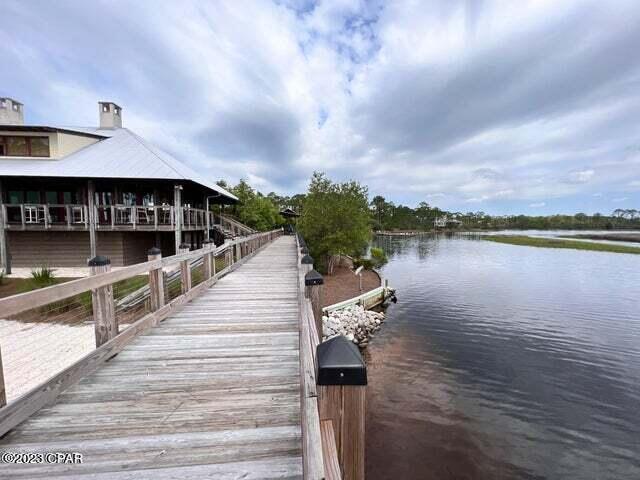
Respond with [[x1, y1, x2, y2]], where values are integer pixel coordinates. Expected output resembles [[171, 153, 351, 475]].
[[484, 235, 640, 254]]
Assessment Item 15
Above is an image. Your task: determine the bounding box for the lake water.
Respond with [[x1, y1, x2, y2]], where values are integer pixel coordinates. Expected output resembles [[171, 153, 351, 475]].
[[366, 234, 640, 480]]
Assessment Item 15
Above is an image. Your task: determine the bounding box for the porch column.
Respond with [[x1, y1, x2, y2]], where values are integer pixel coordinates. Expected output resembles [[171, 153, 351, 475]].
[[87, 180, 97, 258], [174, 184, 183, 255], [0, 179, 9, 273], [205, 194, 211, 241]]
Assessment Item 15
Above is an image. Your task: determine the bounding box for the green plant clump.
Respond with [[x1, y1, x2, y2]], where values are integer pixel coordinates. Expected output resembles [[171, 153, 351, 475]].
[[484, 235, 640, 254], [29, 267, 57, 288], [353, 257, 375, 270], [370, 247, 388, 268]]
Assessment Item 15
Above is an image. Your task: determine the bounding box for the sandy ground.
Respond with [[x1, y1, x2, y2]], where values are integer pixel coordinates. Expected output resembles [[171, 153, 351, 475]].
[[0, 319, 95, 402], [322, 266, 381, 308]]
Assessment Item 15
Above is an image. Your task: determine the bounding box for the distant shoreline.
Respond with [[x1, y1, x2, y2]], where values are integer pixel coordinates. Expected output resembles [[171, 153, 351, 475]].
[[483, 235, 640, 254], [563, 233, 640, 243]]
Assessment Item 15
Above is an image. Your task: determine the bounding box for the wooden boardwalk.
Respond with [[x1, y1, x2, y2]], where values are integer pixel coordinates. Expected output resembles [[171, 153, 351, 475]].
[[0, 236, 303, 479]]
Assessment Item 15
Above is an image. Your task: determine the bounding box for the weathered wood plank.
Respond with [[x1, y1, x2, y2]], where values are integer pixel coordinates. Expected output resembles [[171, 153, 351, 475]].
[[321, 420, 342, 480], [0, 233, 308, 478]]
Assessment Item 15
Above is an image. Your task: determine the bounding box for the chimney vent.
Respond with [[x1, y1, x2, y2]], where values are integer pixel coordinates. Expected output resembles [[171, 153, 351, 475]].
[[98, 101, 122, 129], [0, 97, 25, 125]]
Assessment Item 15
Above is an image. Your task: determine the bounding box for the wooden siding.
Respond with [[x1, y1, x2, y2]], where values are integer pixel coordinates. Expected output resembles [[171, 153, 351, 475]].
[[6, 231, 160, 267]]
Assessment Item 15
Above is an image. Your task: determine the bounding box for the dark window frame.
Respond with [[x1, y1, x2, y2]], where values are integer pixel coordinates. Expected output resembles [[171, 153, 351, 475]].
[[0, 135, 50, 157]]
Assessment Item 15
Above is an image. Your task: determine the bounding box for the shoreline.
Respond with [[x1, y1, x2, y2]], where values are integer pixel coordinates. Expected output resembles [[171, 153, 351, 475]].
[[320, 264, 394, 348], [563, 233, 640, 243], [483, 235, 640, 254]]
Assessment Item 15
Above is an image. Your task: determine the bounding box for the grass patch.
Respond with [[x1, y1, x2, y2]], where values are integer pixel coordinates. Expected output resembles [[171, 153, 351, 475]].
[[484, 235, 640, 254]]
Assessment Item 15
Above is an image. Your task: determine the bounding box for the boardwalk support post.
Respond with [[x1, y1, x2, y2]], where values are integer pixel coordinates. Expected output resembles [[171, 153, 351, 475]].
[[317, 335, 367, 480], [179, 243, 191, 293], [202, 240, 213, 280], [305, 269, 324, 336], [89, 255, 117, 347], [147, 247, 164, 311]]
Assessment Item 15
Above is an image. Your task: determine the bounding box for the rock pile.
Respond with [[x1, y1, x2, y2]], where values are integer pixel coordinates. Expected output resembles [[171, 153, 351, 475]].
[[322, 305, 385, 348]]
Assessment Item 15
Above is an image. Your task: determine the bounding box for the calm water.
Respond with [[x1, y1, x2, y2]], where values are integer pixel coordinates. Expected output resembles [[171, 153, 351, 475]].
[[366, 234, 640, 480]]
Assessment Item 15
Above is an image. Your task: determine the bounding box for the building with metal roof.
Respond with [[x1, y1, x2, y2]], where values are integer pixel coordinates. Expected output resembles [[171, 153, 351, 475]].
[[0, 98, 239, 271]]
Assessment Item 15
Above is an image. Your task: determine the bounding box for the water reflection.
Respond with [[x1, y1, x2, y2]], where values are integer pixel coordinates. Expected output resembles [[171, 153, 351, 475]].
[[366, 235, 640, 480]]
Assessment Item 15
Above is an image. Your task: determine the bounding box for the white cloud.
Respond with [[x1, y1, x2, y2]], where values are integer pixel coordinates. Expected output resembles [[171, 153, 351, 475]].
[[2, 0, 640, 213], [529, 202, 546, 208], [565, 168, 595, 184]]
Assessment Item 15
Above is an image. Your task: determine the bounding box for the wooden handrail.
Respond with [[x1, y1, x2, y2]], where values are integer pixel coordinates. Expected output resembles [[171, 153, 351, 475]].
[[296, 234, 328, 479], [0, 230, 279, 318]]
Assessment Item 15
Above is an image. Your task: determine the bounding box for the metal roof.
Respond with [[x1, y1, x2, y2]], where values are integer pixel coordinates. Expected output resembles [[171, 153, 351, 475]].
[[0, 125, 106, 138], [0, 127, 238, 202], [279, 207, 300, 217]]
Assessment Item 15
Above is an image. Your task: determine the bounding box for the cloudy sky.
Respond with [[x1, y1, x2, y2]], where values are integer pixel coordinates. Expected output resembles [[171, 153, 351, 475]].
[[2, 0, 640, 214]]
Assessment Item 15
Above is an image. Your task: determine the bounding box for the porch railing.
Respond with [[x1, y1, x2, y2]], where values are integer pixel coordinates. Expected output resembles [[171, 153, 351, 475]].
[[1, 204, 216, 231], [2, 204, 88, 229]]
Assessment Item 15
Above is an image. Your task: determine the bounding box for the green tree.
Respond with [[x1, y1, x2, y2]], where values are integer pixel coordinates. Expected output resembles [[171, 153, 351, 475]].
[[298, 172, 371, 273]]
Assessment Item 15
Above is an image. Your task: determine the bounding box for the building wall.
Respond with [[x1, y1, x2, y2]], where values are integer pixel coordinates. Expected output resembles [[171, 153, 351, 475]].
[[0, 131, 100, 159], [6, 231, 161, 267], [56, 132, 100, 158]]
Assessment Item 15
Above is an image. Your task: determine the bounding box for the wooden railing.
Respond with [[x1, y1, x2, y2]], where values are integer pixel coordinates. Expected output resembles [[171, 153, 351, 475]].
[[0, 228, 283, 435], [297, 235, 368, 480], [1, 203, 216, 231], [215, 213, 255, 236], [3, 203, 88, 229], [297, 235, 326, 479]]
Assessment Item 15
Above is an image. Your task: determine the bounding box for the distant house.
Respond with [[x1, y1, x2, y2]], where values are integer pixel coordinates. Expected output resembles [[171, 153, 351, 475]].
[[433, 216, 463, 229], [0, 97, 238, 272]]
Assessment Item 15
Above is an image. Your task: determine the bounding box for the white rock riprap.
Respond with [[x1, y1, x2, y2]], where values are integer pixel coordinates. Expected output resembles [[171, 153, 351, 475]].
[[322, 305, 385, 347]]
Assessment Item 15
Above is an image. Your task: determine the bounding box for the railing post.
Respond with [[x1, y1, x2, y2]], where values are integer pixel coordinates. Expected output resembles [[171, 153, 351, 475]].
[[301, 254, 314, 275], [202, 239, 213, 280], [317, 336, 367, 480], [147, 247, 164, 311], [235, 240, 242, 263], [305, 269, 324, 336], [89, 255, 117, 347], [179, 243, 191, 293]]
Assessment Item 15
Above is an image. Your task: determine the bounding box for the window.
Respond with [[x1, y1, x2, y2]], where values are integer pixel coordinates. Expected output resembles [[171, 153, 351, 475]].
[[122, 192, 137, 206], [26, 191, 40, 204], [7, 137, 27, 156], [8, 191, 23, 204], [30, 137, 50, 157], [46, 191, 58, 204], [0, 136, 50, 157]]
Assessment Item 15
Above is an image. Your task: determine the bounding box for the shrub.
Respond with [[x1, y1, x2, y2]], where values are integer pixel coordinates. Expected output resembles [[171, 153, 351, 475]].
[[0, 271, 5, 285], [353, 257, 375, 270], [30, 267, 57, 288], [370, 247, 388, 268]]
